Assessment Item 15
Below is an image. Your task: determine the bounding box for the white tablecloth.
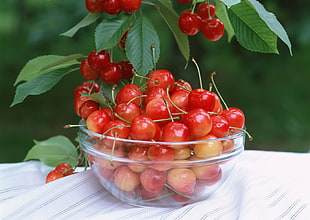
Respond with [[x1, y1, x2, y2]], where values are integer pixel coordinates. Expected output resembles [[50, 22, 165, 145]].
[[0, 150, 309, 220]]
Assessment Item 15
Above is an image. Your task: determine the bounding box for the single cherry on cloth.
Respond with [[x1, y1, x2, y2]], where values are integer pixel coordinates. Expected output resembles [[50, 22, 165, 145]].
[[201, 18, 225, 41], [55, 163, 74, 176], [45, 170, 64, 183], [178, 10, 202, 36]]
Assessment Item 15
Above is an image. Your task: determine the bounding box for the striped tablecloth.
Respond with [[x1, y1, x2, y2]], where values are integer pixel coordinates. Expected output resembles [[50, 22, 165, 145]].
[[0, 150, 309, 220]]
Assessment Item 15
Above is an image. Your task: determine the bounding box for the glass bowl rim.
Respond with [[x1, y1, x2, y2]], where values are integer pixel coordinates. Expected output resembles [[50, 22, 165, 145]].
[[79, 120, 245, 165]]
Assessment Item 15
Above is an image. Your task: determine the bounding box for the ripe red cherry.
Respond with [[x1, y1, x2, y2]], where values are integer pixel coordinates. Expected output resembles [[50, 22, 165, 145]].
[[102, 0, 121, 15], [162, 122, 190, 143], [115, 84, 143, 105], [145, 98, 174, 126], [100, 62, 122, 84], [85, 0, 103, 13], [130, 115, 160, 141], [80, 58, 100, 80], [201, 18, 225, 41], [197, 3, 216, 20], [173, 79, 192, 93], [103, 119, 130, 140], [182, 108, 212, 138], [121, 0, 141, 13], [79, 100, 100, 120], [147, 69, 175, 92], [148, 146, 175, 162], [221, 107, 245, 134], [46, 170, 64, 183], [188, 88, 216, 112], [170, 90, 189, 108], [178, 10, 202, 36], [118, 60, 133, 79], [87, 50, 111, 71], [143, 86, 167, 106], [212, 93, 223, 115], [114, 102, 140, 122], [209, 115, 229, 138], [73, 81, 100, 100], [140, 168, 167, 193], [74, 96, 92, 116], [86, 109, 111, 134], [118, 30, 128, 49], [55, 163, 74, 176]]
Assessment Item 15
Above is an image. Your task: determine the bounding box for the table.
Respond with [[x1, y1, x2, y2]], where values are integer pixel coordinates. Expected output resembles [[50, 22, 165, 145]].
[[0, 150, 309, 220]]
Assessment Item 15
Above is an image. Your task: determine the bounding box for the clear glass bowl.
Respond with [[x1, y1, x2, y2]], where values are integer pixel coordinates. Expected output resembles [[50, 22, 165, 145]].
[[79, 122, 245, 207]]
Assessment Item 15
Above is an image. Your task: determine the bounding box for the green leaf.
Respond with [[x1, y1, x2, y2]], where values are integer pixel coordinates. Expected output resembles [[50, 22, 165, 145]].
[[95, 14, 133, 51], [221, 0, 241, 8], [126, 16, 160, 76], [81, 92, 112, 107], [11, 67, 74, 107], [24, 135, 78, 167], [158, 1, 190, 61], [60, 13, 101, 37], [215, 0, 235, 42], [247, 0, 292, 55], [14, 54, 83, 86], [228, 1, 278, 53]]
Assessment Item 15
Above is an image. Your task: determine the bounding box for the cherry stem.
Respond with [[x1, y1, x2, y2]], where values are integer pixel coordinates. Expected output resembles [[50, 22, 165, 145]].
[[174, 80, 191, 92], [162, 98, 174, 122], [142, 1, 160, 10], [210, 71, 229, 110], [113, 112, 132, 124], [229, 126, 253, 141], [207, 0, 212, 20], [139, 192, 175, 202], [109, 132, 118, 167], [166, 85, 188, 114], [151, 43, 157, 70], [64, 124, 86, 129], [112, 84, 117, 105], [153, 116, 180, 122], [102, 125, 131, 136], [164, 184, 195, 199], [192, 58, 203, 89], [127, 94, 147, 105]]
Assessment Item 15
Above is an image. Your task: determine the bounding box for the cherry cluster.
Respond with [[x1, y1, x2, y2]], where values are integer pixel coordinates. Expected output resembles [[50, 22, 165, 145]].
[[45, 163, 75, 183], [178, 2, 225, 41], [85, 0, 141, 14], [80, 49, 133, 84]]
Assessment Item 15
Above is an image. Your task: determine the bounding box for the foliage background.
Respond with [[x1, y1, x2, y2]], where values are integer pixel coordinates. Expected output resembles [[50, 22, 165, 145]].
[[1, 0, 309, 163]]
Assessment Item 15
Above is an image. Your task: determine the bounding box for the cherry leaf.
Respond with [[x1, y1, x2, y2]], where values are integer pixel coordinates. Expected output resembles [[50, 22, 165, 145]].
[[95, 14, 133, 51], [158, 1, 190, 61], [60, 13, 101, 37], [24, 135, 78, 167], [126, 16, 160, 76], [11, 67, 74, 107], [228, 1, 278, 53], [14, 54, 83, 86]]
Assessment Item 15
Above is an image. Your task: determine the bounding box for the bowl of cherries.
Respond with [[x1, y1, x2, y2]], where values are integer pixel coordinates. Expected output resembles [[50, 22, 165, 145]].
[[76, 57, 248, 207]]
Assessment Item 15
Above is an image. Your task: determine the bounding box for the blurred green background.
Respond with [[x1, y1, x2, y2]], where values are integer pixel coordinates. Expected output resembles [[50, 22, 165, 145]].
[[1, 0, 309, 163]]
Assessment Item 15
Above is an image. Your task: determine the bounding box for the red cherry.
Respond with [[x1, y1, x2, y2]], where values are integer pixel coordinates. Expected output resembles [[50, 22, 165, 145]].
[[182, 108, 212, 138], [85, 0, 103, 13], [201, 18, 225, 41], [188, 88, 216, 112], [178, 10, 202, 36], [74, 96, 92, 116], [55, 163, 74, 176], [118, 60, 133, 79], [145, 98, 174, 126], [221, 107, 245, 134], [102, 0, 121, 15], [102, 119, 131, 147], [118, 30, 128, 49], [143, 86, 167, 106], [170, 90, 189, 109], [140, 168, 167, 193], [80, 58, 100, 80], [121, 0, 141, 13], [86, 110, 111, 134], [87, 50, 111, 71], [100, 62, 122, 84], [162, 122, 190, 143], [212, 93, 223, 115], [196, 3, 216, 20], [73, 82, 100, 100], [147, 69, 175, 92], [209, 115, 229, 138], [173, 79, 192, 93], [130, 115, 160, 141], [115, 84, 143, 105], [114, 102, 140, 123], [148, 146, 175, 162], [79, 100, 100, 120], [46, 170, 64, 183]]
